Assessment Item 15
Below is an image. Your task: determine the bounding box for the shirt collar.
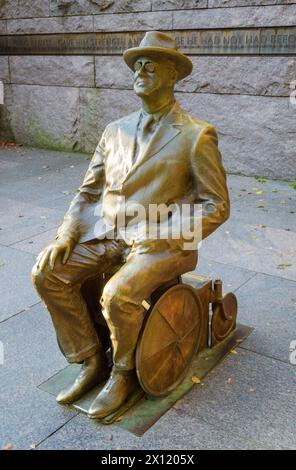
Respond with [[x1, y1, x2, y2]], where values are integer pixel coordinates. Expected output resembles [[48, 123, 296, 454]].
[[141, 99, 176, 123]]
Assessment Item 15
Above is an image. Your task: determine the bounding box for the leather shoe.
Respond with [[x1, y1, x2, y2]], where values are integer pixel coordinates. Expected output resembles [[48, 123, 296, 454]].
[[56, 350, 109, 404], [88, 367, 138, 419]]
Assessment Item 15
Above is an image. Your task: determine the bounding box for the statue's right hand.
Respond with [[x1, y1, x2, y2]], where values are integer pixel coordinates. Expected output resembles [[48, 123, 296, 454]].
[[36, 237, 75, 272]]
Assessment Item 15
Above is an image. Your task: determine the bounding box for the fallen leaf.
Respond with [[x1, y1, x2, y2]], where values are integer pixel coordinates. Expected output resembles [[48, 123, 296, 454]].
[[191, 376, 201, 384], [255, 190, 264, 195], [277, 263, 292, 269], [3, 443, 13, 450], [257, 205, 265, 208], [0, 140, 22, 149], [249, 388, 256, 392], [230, 350, 238, 355]]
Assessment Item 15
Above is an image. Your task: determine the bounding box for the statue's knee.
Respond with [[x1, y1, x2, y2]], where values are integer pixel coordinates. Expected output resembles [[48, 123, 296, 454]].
[[31, 264, 48, 291], [101, 283, 128, 314]]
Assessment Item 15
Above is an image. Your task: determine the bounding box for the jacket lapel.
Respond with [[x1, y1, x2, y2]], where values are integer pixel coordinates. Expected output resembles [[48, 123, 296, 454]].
[[122, 101, 185, 182], [117, 110, 140, 181]]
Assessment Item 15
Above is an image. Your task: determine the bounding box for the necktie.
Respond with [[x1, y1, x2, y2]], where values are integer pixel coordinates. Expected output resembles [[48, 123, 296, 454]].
[[132, 113, 156, 165], [140, 113, 156, 141]]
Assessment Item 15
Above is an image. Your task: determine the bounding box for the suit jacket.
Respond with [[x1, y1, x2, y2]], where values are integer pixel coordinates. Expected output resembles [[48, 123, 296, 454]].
[[56, 101, 230, 247]]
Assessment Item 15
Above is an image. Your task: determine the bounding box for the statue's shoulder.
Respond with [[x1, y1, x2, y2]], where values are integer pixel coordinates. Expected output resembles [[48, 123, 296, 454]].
[[176, 104, 216, 134], [104, 110, 140, 134], [184, 111, 215, 132]]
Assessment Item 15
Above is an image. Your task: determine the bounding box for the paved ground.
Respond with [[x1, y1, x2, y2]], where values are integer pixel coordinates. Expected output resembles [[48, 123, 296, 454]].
[[0, 145, 295, 450]]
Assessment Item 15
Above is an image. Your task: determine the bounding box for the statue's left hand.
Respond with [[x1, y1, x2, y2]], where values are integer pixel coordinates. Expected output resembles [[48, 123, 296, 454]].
[[36, 237, 75, 271]]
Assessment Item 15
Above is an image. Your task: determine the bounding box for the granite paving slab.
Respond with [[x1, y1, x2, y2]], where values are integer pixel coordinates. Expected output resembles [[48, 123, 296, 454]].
[[0, 303, 75, 450], [0, 245, 39, 321]]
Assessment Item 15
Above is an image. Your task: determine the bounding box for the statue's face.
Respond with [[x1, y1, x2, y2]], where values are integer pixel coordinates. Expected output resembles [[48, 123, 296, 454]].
[[133, 55, 176, 97]]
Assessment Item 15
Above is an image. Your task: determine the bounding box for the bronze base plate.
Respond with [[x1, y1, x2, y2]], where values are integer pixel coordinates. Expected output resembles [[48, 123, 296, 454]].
[[38, 324, 253, 436]]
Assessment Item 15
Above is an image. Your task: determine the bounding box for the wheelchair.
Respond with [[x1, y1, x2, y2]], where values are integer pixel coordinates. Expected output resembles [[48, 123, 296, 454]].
[[76, 270, 237, 398]]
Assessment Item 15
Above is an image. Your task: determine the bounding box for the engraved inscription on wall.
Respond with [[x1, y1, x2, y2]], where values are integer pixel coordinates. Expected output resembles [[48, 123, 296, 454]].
[[0, 28, 296, 55]]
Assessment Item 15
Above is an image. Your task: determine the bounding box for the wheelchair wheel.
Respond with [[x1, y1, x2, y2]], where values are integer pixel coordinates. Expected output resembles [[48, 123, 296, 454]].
[[136, 284, 204, 397]]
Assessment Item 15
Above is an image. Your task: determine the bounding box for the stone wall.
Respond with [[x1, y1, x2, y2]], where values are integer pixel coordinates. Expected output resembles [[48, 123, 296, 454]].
[[0, 0, 295, 179]]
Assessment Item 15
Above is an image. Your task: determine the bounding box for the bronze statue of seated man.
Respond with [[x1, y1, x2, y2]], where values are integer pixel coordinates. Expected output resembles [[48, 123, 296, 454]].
[[32, 31, 230, 419]]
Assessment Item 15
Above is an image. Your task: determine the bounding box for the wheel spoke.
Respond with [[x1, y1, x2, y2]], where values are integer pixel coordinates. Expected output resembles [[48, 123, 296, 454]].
[[142, 338, 177, 362]]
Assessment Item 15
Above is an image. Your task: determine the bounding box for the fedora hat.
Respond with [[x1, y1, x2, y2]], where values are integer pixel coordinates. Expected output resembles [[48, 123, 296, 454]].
[[123, 31, 193, 80]]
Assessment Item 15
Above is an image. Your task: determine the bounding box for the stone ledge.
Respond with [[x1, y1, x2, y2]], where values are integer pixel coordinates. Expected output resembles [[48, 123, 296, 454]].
[[173, 4, 296, 28]]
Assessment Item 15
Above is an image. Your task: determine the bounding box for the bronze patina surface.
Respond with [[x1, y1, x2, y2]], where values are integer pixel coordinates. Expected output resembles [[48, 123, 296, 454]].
[[32, 31, 233, 419]]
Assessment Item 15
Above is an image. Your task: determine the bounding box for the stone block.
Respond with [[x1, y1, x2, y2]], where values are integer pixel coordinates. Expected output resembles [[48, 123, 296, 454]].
[[177, 56, 296, 96], [77, 88, 139, 152], [177, 92, 296, 180], [95, 55, 296, 97], [6, 84, 80, 151], [10, 56, 94, 87], [0, 56, 9, 83], [0, 83, 14, 141], [95, 56, 132, 89], [0, 0, 50, 19], [173, 4, 296, 28], [50, 0, 151, 16], [93, 11, 173, 31], [0, 19, 7, 34], [7, 15, 93, 34]]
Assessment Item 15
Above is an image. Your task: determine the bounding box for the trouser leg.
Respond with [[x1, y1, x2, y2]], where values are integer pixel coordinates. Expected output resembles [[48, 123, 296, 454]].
[[32, 240, 125, 363], [101, 240, 198, 370]]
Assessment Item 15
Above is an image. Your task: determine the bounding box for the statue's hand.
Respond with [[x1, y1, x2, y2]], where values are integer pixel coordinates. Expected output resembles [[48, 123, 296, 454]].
[[36, 237, 75, 271]]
